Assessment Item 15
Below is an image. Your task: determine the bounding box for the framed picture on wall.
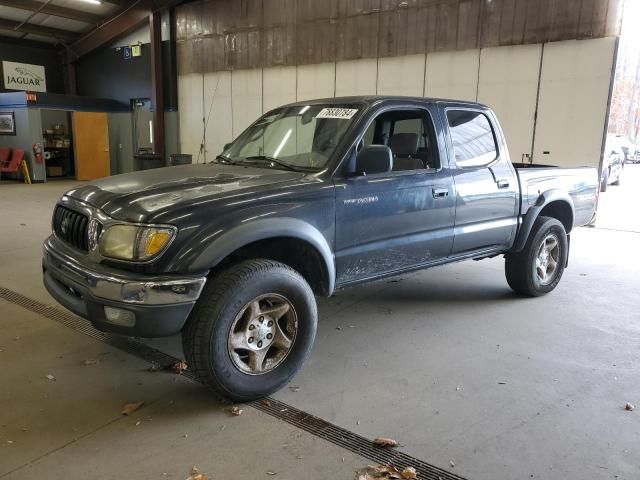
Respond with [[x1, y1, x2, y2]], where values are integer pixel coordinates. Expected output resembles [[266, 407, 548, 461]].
[[0, 111, 16, 135]]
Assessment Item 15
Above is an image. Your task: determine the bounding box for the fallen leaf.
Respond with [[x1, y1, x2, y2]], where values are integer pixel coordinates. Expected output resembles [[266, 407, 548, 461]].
[[625, 402, 635, 411], [373, 437, 399, 448], [354, 464, 402, 480], [121, 401, 144, 415], [135, 421, 141, 426], [229, 406, 243, 416], [266, 471, 277, 476], [45, 374, 56, 381], [173, 360, 188, 374], [260, 399, 272, 407], [186, 465, 209, 480], [401, 467, 417, 479], [83, 359, 99, 366]]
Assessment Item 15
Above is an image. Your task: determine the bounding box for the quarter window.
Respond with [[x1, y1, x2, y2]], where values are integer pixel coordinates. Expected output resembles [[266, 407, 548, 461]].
[[447, 110, 497, 168]]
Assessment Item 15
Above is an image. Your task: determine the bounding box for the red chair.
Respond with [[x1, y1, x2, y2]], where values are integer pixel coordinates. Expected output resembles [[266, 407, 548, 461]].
[[0, 147, 10, 169], [0, 148, 30, 183]]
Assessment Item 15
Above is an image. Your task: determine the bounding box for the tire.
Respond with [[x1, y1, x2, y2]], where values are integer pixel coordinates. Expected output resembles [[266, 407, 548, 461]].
[[182, 259, 317, 402], [600, 170, 608, 192], [505, 216, 568, 297]]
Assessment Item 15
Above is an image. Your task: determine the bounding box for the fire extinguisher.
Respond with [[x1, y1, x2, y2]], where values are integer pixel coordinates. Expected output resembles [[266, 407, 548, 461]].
[[33, 143, 43, 164]]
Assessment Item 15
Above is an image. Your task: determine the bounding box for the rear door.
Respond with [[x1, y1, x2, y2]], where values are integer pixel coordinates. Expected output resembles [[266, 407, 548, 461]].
[[445, 108, 518, 254], [334, 106, 455, 285]]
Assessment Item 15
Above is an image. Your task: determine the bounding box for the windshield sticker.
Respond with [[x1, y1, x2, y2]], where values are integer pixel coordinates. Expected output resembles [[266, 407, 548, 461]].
[[316, 108, 358, 119]]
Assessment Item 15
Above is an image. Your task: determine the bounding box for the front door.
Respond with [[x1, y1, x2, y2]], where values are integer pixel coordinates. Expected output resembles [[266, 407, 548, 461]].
[[334, 107, 455, 285]]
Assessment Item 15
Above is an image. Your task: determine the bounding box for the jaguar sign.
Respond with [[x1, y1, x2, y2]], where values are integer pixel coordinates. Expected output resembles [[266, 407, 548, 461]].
[[2, 61, 47, 92]]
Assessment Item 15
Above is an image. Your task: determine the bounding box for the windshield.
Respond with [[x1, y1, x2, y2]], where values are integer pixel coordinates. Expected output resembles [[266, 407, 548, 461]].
[[221, 104, 361, 171]]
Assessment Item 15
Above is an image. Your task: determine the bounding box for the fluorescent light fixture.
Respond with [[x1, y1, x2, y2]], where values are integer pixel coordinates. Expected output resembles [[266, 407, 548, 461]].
[[79, 0, 102, 5]]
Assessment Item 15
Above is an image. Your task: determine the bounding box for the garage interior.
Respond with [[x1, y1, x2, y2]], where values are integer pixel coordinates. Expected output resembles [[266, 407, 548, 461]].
[[1, 1, 639, 480]]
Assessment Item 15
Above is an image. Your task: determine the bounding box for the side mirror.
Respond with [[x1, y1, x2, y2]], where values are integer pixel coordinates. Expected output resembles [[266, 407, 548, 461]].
[[354, 145, 393, 176], [223, 142, 232, 151]]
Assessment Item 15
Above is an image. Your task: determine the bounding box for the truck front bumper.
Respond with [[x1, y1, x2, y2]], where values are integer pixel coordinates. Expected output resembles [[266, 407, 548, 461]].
[[42, 237, 207, 337]]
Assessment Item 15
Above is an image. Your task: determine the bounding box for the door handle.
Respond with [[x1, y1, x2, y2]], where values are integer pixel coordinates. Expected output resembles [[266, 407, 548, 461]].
[[432, 188, 449, 199], [496, 179, 510, 189]]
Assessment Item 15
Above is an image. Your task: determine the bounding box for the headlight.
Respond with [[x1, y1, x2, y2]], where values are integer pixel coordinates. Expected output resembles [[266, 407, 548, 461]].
[[100, 224, 175, 261]]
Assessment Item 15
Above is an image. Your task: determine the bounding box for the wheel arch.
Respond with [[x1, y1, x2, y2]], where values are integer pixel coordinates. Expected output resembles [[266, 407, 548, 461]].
[[512, 190, 574, 252], [190, 218, 335, 296]]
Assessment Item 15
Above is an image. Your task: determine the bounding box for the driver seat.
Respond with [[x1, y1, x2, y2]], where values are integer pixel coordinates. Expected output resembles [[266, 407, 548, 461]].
[[388, 133, 422, 171]]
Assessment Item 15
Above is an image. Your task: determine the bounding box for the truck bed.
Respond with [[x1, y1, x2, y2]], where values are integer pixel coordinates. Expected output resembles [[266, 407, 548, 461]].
[[514, 163, 599, 229]]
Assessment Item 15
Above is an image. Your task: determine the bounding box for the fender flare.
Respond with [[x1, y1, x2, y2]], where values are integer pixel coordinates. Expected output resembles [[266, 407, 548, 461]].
[[190, 217, 336, 295], [512, 189, 575, 252]]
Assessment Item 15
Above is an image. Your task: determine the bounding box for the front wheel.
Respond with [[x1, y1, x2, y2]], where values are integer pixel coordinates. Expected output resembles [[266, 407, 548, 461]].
[[182, 259, 317, 402], [505, 216, 568, 297]]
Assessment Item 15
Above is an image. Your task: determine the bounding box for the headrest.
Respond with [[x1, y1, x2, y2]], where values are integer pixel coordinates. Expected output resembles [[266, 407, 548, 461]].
[[388, 133, 419, 157]]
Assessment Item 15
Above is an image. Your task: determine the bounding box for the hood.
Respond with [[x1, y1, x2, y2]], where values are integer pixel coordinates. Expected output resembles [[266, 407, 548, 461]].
[[65, 163, 307, 222]]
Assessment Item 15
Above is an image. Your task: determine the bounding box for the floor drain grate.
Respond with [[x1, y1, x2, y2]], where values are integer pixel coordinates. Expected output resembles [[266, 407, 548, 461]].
[[1, 286, 469, 480]]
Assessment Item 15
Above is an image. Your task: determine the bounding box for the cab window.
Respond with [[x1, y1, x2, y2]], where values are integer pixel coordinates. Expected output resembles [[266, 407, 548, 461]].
[[360, 110, 439, 171], [447, 110, 498, 168]]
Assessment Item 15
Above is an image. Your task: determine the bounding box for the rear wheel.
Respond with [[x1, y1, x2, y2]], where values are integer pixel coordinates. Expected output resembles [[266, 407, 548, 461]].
[[182, 259, 317, 402], [505, 216, 568, 297]]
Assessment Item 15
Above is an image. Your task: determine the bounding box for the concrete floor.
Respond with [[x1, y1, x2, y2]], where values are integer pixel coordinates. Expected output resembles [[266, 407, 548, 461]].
[[1, 168, 639, 480]]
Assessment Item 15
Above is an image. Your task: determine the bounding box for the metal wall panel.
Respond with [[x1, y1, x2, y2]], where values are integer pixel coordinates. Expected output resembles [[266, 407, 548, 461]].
[[376, 54, 426, 96], [262, 66, 297, 112], [297, 63, 336, 101], [424, 49, 479, 101], [177, 72, 203, 157], [231, 68, 263, 137], [175, 0, 623, 74], [477, 44, 542, 162], [203, 71, 233, 161], [334, 58, 378, 96], [533, 37, 616, 168]]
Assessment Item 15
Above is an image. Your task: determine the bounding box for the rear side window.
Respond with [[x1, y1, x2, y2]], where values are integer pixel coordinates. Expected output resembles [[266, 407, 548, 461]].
[[447, 110, 497, 168]]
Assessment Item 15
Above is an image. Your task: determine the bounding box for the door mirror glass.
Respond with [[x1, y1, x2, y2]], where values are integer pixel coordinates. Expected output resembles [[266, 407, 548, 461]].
[[355, 145, 393, 175]]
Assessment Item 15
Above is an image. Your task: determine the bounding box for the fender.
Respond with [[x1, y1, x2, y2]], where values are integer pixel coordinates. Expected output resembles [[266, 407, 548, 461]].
[[512, 189, 575, 252], [189, 217, 336, 295]]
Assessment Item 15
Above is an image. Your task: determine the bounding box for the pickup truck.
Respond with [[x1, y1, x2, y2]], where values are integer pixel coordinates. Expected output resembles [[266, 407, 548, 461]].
[[43, 96, 599, 401]]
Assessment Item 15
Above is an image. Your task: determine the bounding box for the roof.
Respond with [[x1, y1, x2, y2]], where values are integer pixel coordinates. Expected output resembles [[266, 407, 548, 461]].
[[282, 95, 489, 110]]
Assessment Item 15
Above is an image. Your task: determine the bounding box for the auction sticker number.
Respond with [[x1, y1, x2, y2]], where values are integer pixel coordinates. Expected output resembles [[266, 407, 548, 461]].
[[316, 108, 358, 119]]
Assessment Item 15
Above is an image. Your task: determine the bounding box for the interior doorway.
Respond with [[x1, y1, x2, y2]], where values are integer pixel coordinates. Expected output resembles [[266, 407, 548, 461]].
[[41, 109, 75, 180]]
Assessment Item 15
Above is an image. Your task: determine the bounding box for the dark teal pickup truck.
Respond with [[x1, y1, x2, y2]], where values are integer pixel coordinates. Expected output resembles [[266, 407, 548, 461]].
[[43, 96, 599, 401]]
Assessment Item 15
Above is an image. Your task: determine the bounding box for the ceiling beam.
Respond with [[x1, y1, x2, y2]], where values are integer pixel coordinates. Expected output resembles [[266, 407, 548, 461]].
[[65, 1, 152, 61], [0, 18, 80, 42], [0, 0, 104, 25], [64, 0, 185, 62], [0, 0, 105, 25]]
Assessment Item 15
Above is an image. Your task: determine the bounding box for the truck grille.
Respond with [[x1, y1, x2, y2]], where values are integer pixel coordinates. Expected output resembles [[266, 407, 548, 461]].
[[53, 205, 90, 251]]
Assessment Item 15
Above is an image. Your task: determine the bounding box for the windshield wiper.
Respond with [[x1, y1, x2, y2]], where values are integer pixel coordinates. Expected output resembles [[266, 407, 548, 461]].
[[243, 155, 302, 172]]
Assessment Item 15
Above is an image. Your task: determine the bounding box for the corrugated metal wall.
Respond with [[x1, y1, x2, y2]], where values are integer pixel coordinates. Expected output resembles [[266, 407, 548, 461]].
[[176, 0, 622, 75]]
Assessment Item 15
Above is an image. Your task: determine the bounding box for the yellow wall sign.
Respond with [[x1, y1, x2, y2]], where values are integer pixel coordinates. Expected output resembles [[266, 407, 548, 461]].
[[131, 45, 142, 57]]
